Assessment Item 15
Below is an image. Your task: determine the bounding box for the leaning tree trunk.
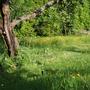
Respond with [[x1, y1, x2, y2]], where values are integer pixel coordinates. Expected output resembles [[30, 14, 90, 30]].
[[1, 0, 18, 56], [0, 0, 58, 57]]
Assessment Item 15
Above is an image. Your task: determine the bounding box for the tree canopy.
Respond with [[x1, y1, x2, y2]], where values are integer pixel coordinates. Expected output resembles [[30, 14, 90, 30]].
[[0, 0, 90, 56], [10, 0, 90, 36]]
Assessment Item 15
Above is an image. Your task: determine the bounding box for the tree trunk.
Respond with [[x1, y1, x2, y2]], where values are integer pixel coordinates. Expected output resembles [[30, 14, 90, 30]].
[[0, 0, 58, 56], [1, 0, 18, 56]]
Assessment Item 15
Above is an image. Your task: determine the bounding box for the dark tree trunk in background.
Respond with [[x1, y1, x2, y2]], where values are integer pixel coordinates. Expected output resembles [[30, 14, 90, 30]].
[[0, 0, 18, 56]]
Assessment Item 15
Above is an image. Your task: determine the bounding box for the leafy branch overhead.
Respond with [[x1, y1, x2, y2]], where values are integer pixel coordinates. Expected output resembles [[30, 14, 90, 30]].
[[10, 0, 59, 30], [0, 0, 59, 33]]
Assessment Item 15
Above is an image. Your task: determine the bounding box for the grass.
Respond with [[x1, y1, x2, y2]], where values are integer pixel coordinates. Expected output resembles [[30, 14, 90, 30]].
[[0, 35, 90, 90]]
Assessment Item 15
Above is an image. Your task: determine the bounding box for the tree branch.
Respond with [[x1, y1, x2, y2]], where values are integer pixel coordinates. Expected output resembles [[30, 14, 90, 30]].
[[10, 0, 57, 30]]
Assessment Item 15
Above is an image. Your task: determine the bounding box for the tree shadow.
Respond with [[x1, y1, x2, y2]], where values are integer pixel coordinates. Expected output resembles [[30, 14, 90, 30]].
[[0, 64, 90, 90], [0, 36, 6, 55], [65, 46, 90, 54], [0, 40, 90, 90], [0, 67, 53, 90]]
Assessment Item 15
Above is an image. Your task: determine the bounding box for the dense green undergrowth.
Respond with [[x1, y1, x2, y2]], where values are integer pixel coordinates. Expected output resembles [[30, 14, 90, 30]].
[[0, 0, 90, 89], [10, 0, 90, 36], [0, 35, 90, 90]]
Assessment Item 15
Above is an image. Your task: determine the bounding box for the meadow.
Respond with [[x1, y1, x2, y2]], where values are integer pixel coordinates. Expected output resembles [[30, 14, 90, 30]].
[[0, 35, 90, 90]]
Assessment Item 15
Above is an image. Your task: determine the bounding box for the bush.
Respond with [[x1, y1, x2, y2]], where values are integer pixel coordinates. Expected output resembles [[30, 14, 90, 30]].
[[11, 0, 90, 36]]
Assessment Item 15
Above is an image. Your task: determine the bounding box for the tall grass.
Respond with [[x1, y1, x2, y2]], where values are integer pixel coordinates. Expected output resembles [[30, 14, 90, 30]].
[[0, 35, 90, 90]]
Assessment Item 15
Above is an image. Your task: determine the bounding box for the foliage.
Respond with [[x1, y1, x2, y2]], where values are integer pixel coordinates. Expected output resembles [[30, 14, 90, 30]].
[[10, 0, 90, 36], [15, 20, 36, 37], [0, 36, 90, 90], [73, 0, 90, 32], [0, 1, 90, 89], [10, 0, 48, 19], [34, 7, 61, 36]]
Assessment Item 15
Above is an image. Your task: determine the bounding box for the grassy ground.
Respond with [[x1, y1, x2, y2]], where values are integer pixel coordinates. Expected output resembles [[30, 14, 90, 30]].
[[0, 35, 90, 90]]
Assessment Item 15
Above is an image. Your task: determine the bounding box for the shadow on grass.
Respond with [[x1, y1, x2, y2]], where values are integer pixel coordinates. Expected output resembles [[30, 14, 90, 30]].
[[0, 65, 90, 90], [0, 36, 6, 55], [0, 36, 90, 90], [0, 70, 52, 90], [65, 46, 90, 54]]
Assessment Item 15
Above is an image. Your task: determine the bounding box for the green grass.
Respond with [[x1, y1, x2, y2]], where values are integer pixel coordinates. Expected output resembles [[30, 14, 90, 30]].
[[0, 35, 90, 90]]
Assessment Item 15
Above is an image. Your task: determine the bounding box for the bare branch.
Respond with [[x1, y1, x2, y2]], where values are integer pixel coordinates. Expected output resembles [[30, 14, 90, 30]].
[[10, 0, 57, 30]]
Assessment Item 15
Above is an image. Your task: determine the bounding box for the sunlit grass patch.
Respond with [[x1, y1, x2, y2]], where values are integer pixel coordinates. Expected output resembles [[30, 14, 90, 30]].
[[0, 35, 90, 90]]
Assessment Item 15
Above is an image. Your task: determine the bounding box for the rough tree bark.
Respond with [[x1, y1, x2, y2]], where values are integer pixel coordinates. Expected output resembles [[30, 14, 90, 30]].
[[0, 0, 18, 56], [0, 0, 59, 57]]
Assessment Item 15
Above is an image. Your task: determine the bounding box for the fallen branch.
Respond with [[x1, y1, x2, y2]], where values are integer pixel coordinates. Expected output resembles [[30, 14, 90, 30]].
[[10, 0, 57, 30]]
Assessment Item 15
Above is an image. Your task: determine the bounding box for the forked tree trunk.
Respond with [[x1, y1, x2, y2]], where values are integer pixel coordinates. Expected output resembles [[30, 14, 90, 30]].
[[0, 0, 58, 57], [1, 0, 18, 56]]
